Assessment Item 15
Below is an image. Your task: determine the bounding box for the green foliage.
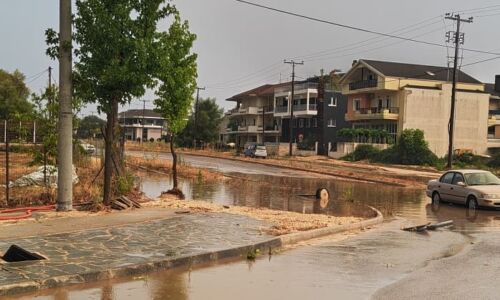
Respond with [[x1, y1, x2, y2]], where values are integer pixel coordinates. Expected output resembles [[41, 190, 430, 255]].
[[177, 98, 223, 147], [71, 0, 175, 114], [488, 152, 500, 168], [0, 69, 34, 120], [342, 144, 380, 161], [77, 115, 106, 139], [337, 128, 390, 144], [154, 13, 198, 135], [297, 135, 316, 151], [116, 173, 135, 195]]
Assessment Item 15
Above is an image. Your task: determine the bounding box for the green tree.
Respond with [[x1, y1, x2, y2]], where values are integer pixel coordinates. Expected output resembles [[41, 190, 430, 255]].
[[0, 69, 33, 120], [70, 0, 175, 205], [154, 14, 197, 195], [77, 115, 106, 139], [178, 98, 223, 147]]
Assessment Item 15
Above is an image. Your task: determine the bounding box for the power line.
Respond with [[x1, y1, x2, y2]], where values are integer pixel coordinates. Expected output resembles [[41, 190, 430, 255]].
[[235, 0, 500, 57]]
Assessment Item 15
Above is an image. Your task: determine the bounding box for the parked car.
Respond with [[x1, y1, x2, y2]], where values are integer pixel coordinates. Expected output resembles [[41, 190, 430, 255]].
[[244, 144, 267, 158], [80, 143, 96, 155], [427, 169, 500, 210]]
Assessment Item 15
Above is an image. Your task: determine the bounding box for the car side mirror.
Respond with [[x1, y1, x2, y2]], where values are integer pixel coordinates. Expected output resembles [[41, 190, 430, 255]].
[[457, 182, 466, 187]]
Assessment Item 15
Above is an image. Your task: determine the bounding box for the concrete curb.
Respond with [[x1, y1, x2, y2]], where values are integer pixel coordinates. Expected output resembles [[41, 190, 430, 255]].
[[0, 208, 383, 296], [176, 151, 407, 187]]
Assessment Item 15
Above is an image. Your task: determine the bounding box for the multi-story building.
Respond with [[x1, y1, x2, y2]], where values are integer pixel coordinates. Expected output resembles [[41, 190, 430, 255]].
[[339, 59, 490, 156], [486, 75, 500, 149], [224, 84, 283, 146], [224, 76, 349, 155], [118, 109, 167, 142]]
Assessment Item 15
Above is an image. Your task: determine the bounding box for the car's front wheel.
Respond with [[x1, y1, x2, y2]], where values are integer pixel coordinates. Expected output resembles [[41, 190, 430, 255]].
[[432, 192, 441, 205], [467, 196, 479, 210]]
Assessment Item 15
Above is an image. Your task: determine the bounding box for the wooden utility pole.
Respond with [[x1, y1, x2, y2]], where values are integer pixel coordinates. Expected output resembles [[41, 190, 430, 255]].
[[56, 0, 73, 211], [284, 59, 303, 156], [445, 13, 473, 169]]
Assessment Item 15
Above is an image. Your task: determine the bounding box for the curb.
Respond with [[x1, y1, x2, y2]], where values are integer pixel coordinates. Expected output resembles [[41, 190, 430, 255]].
[[0, 208, 383, 296], [176, 151, 408, 187]]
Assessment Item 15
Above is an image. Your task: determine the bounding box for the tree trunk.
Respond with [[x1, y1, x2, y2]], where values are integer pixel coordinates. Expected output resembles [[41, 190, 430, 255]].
[[103, 99, 118, 206], [170, 133, 178, 190]]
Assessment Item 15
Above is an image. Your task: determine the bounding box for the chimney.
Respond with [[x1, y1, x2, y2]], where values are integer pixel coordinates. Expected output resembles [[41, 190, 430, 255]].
[[496, 75, 500, 92], [352, 60, 358, 67]]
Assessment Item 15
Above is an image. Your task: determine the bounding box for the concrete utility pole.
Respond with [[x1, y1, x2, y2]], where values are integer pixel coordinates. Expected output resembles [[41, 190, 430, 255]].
[[193, 86, 205, 148], [140, 100, 148, 143], [445, 13, 473, 169], [284, 59, 303, 156], [56, 0, 73, 211]]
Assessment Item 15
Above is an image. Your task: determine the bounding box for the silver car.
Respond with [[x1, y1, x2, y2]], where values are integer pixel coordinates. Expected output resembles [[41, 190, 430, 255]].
[[427, 170, 500, 209]]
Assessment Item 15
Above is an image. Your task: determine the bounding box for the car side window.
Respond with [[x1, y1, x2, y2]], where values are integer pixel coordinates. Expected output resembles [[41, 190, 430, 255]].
[[452, 173, 465, 185], [440, 172, 454, 184]]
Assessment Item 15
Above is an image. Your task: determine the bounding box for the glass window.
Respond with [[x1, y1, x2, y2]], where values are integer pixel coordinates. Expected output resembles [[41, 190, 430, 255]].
[[299, 119, 304, 128], [327, 119, 336, 127], [452, 173, 465, 185], [465, 172, 500, 186], [312, 118, 318, 128], [440, 172, 455, 184], [353, 99, 361, 111], [306, 119, 311, 128], [329, 97, 337, 106]]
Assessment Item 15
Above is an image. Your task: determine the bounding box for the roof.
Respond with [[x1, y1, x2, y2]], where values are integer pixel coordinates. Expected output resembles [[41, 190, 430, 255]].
[[118, 109, 163, 119], [227, 82, 292, 101], [485, 83, 500, 97], [354, 59, 482, 84], [447, 169, 490, 174]]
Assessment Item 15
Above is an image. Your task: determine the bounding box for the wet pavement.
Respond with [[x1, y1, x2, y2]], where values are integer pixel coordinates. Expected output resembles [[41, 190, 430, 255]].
[[7, 154, 500, 299], [0, 213, 272, 296]]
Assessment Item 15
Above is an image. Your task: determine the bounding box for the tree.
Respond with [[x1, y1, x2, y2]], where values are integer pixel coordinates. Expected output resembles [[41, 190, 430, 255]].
[[70, 0, 175, 205], [177, 98, 223, 147], [77, 115, 106, 139], [0, 69, 33, 120], [154, 13, 197, 196]]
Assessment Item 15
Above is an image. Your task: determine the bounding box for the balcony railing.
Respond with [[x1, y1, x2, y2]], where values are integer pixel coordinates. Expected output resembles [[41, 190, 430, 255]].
[[293, 104, 308, 111], [349, 79, 378, 90], [274, 82, 318, 94], [309, 104, 317, 110], [356, 107, 399, 114], [275, 106, 288, 113]]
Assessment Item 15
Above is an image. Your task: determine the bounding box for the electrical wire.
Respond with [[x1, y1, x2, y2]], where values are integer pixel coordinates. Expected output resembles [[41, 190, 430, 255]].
[[235, 0, 500, 57]]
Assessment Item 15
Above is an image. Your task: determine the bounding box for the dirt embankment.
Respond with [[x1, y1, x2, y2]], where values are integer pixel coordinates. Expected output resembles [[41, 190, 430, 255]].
[[126, 155, 223, 183], [148, 194, 363, 236]]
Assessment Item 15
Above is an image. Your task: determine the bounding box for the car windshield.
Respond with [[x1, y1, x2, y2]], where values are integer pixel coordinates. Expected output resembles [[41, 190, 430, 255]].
[[256, 146, 266, 150], [464, 172, 500, 186]]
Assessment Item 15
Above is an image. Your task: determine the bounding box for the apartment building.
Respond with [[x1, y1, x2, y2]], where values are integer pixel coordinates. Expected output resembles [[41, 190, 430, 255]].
[[486, 75, 500, 149], [118, 109, 167, 142], [339, 59, 489, 156]]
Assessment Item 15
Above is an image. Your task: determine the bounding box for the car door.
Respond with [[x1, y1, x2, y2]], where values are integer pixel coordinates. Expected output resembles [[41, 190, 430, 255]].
[[449, 172, 468, 204], [438, 172, 455, 201]]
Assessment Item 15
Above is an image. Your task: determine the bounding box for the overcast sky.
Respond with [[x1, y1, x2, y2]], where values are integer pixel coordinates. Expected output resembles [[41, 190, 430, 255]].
[[1, 0, 499, 116]]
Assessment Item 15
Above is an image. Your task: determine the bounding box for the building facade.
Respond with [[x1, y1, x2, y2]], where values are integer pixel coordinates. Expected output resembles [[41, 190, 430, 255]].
[[340, 59, 490, 157], [118, 109, 167, 142], [486, 75, 500, 150]]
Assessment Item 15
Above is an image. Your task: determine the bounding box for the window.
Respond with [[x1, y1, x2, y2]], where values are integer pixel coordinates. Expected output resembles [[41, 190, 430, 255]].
[[306, 118, 311, 128], [298, 119, 304, 128], [327, 119, 336, 127], [440, 172, 455, 184], [312, 118, 318, 128], [452, 173, 465, 185], [292, 118, 297, 128], [353, 99, 361, 111], [329, 97, 337, 107]]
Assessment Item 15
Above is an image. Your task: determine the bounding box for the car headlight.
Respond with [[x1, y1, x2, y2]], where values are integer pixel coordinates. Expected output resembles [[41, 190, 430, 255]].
[[482, 194, 500, 199]]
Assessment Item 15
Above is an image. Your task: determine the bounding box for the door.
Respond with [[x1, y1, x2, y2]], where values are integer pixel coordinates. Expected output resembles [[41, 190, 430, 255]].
[[450, 172, 468, 204], [438, 172, 455, 201]]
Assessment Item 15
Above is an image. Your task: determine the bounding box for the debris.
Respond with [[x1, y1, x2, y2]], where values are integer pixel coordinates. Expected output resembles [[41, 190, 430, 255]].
[[2, 245, 46, 262], [223, 205, 230, 209], [12, 165, 79, 188], [175, 210, 191, 214], [402, 220, 454, 232], [110, 195, 142, 210]]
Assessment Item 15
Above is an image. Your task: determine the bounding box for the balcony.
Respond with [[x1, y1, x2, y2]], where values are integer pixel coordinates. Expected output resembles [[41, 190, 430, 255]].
[[488, 138, 500, 148], [274, 82, 318, 94], [345, 107, 399, 121], [238, 125, 262, 133], [349, 79, 378, 91], [275, 106, 288, 113]]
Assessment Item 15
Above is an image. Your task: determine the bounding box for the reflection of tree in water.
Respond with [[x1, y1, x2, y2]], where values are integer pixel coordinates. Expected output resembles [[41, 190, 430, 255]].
[[148, 269, 189, 300]]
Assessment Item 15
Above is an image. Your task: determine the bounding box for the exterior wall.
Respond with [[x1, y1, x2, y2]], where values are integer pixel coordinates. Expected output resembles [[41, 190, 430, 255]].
[[328, 142, 389, 159], [495, 125, 500, 139], [402, 84, 489, 156], [346, 94, 371, 115]]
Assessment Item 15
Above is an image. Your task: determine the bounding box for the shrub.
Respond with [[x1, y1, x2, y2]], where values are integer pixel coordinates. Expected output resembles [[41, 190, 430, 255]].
[[488, 152, 500, 168], [352, 144, 380, 161]]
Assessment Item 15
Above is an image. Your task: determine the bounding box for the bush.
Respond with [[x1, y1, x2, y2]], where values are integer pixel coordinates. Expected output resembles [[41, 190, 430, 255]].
[[371, 129, 437, 166], [342, 144, 380, 161], [488, 152, 500, 168]]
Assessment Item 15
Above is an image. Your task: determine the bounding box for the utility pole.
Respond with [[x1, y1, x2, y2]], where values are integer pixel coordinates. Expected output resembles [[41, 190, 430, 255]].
[[56, 0, 73, 211], [193, 87, 205, 149], [284, 59, 303, 156], [445, 13, 473, 169], [48, 66, 52, 118], [140, 100, 148, 143]]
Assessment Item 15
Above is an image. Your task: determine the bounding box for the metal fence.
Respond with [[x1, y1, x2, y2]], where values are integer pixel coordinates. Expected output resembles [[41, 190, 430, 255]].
[[0, 120, 42, 145]]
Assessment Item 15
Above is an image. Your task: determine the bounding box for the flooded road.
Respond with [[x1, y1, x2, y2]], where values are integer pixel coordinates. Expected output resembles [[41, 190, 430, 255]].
[[10, 154, 500, 299]]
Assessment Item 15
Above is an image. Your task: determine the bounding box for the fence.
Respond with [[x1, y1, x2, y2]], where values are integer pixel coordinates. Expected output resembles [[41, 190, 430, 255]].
[[0, 120, 42, 144]]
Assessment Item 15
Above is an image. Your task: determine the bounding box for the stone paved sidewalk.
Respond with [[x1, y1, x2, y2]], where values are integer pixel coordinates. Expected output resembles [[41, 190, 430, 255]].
[[0, 213, 275, 296]]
